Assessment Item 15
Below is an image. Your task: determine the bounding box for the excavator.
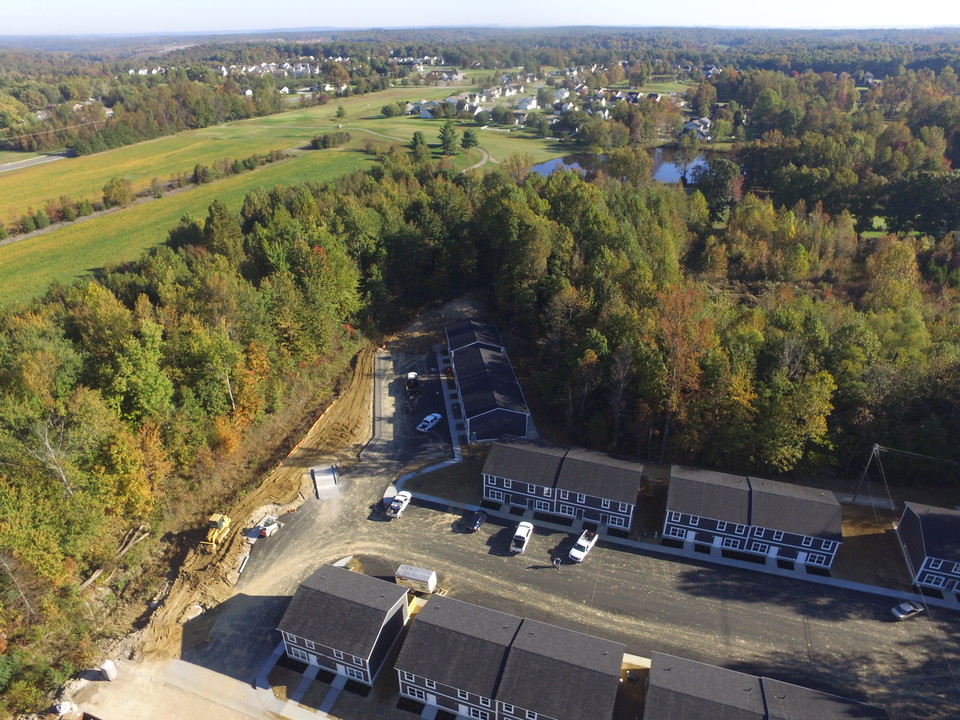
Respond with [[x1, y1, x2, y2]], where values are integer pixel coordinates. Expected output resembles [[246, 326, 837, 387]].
[[199, 513, 231, 551]]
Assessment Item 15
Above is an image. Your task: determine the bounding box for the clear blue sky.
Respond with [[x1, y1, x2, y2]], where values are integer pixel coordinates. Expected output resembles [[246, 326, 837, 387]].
[[4, 0, 960, 36]]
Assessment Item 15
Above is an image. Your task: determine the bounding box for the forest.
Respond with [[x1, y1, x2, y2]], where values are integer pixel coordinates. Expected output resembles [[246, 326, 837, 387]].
[[2, 26, 960, 714]]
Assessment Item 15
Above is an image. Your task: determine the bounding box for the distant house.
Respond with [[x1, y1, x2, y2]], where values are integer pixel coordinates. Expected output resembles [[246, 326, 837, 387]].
[[663, 467, 842, 571], [395, 595, 623, 720], [683, 117, 713, 140], [517, 96, 538, 111], [644, 652, 888, 720], [277, 565, 409, 685], [482, 436, 641, 532], [446, 321, 532, 442], [897, 502, 960, 597]]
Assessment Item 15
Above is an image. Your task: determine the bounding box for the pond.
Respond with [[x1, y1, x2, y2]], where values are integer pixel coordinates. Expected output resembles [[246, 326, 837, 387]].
[[531, 147, 714, 183]]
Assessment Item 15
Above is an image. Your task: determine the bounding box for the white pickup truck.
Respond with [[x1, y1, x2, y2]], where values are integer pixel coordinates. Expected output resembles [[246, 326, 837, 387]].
[[510, 521, 534, 554], [568, 528, 598, 562]]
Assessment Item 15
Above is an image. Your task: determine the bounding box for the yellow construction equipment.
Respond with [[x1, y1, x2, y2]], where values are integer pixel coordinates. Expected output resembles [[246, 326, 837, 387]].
[[199, 513, 231, 551]]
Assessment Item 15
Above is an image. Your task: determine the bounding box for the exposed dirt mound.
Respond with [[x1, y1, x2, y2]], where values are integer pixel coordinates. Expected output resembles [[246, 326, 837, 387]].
[[139, 345, 375, 660]]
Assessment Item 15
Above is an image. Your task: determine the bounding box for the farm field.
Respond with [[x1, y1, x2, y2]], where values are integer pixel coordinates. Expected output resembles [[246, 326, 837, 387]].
[[0, 147, 375, 305], [0, 85, 469, 226]]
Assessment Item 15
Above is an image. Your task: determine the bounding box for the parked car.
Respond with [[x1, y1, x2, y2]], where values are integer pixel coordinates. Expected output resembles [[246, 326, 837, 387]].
[[891, 600, 925, 621], [465, 510, 487, 532], [510, 521, 534, 554], [417, 413, 442, 433], [258, 516, 280, 538], [568, 528, 598, 562], [386, 490, 412, 518]]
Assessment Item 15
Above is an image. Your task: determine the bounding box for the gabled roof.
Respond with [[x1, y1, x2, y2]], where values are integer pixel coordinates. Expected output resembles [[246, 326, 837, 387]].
[[902, 502, 960, 562], [394, 595, 521, 698], [644, 652, 765, 720], [483, 436, 567, 487], [748, 477, 842, 541], [667, 467, 751, 524], [454, 345, 529, 419], [497, 619, 623, 720], [446, 319, 504, 354], [761, 678, 889, 720], [557, 447, 643, 504], [277, 565, 407, 658]]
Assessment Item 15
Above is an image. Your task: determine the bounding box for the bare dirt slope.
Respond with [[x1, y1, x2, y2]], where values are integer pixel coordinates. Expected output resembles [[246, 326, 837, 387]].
[[139, 345, 375, 660]]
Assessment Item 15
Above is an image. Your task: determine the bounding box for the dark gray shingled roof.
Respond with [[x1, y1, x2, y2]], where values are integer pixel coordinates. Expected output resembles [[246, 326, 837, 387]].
[[446, 319, 505, 353], [454, 345, 529, 419], [482, 436, 568, 488], [644, 652, 765, 720], [748, 477, 842, 541], [902, 502, 960, 562], [394, 595, 521, 699], [667, 466, 751, 524], [762, 678, 889, 720], [497, 619, 623, 720], [557, 447, 643, 504], [276, 565, 407, 658]]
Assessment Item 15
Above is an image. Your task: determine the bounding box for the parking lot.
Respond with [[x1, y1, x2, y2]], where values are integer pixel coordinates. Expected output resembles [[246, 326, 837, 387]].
[[71, 336, 960, 720]]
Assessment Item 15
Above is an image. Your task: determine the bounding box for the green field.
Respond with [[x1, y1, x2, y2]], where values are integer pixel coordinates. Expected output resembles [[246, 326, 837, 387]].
[[0, 81, 578, 305], [0, 86, 468, 226], [0, 148, 378, 305]]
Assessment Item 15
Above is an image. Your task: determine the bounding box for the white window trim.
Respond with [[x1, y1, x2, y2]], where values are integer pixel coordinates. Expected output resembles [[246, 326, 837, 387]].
[[304, 639, 315, 650], [722, 537, 740, 549], [618, 502, 629, 513], [669, 511, 682, 523], [345, 666, 364, 680], [559, 489, 569, 500], [479, 697, 491, 708], [802, 536, 814, 547], [535, 500, 550, 511], [601, 498, 611, 509], [929, 558, 944, 570], [751, 541, 768, 553], [503, 479, 512, 489], [289, 646, 309, 662], [689, 516, 699, 526], [458, 689, 469, 700], [487, 489, 504, 502], [333, 649, 344, 660], [716, 521, 727, 532], [528, 483, 536, 494], [425, 679, 436, 689], [734, 524, 746, 535], [502, 704, 515, 714], [284, 632, 297, 643], [772, 530, 784, 541], [576, 493, 586, 504], [485, 476, 495, 485], [608, 515, 626, 527], [407, 686, 426, 701], [559, 504, 576, 517], [544, 488, 552, 497], [402, 671, 415, 682]]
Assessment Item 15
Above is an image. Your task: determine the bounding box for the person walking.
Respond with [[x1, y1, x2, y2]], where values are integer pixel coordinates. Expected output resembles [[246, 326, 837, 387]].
[[553, 556, 561, 570]]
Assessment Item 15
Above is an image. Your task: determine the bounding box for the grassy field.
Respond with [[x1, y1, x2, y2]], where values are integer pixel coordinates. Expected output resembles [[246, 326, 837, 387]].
[[0, 86, 465, 226], [0, 149, 42, 165], [0, 80, 582, 305], [0, 147, 377, 305]]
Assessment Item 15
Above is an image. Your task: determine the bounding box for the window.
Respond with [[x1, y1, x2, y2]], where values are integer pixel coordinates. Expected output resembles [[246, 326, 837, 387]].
[[753, 527, 765, 538], [559, 504, 576, 517], [689, 516, 700, 526], [721, 537, 741, 549], [458, 690, 469, 701], [425, 679, 436, 689], [502, 704, 515, 714], [734, 524, 746, 535], [669, 511, 682, 523], [806, 554, 827, 566], [608, 515, 626, 528], [345, 667, 364, 680], [576, 493, 586, 504], [559, 490, 569, 500], [407, 687, 426, 701], [333, 649, 344, 660], [802, 536, 813, 547], [288, 646, 309, 662], [528, 483, 537, 494], [822, 540, 835, 552], [772, 531, 784, 541], [527, 711, 538, 719], [503, 479, 512, 489], [668, 526, 687, 539], [922, 573, 947, 587], [618, 502, 629, 513], [751, 542, 769, 554], [930, 558, 944, 570], [469, 709, 489, 720], [304, 639, 315, 650], [535, 500, 550, 511], [485, 476, 495, 485], [479, 697, 491, 708], [486, 489, 504, 502], [601, 498, 611, 509], [402, 671, 415, 682], [716, 521, 727, 532], [544, 488, 552, 497]]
